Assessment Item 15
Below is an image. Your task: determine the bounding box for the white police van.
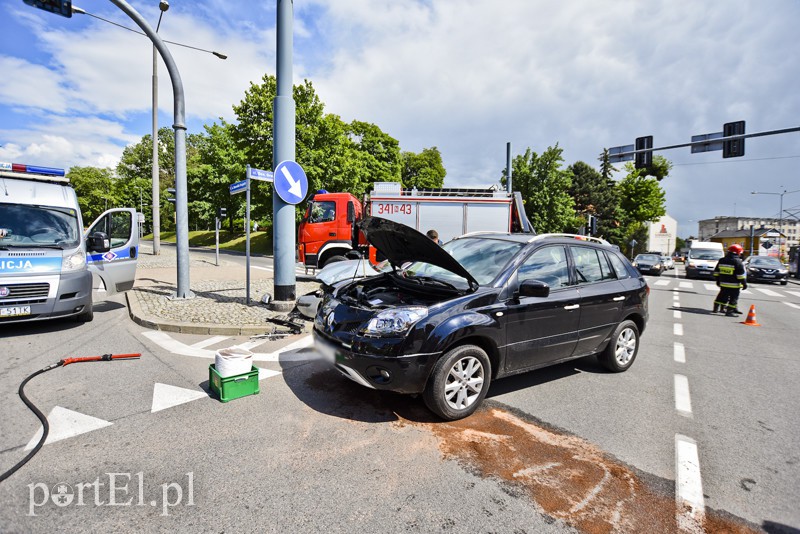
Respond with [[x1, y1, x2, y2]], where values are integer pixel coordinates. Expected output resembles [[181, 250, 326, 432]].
[[0, 162, 138, 323]]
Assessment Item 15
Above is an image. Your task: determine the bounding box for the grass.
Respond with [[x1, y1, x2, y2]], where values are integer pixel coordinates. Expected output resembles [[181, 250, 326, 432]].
[[143, 230, 274, 255]]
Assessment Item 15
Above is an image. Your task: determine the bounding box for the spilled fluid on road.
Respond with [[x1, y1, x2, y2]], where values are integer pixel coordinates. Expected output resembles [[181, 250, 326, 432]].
[[302, 367, 760, 533]]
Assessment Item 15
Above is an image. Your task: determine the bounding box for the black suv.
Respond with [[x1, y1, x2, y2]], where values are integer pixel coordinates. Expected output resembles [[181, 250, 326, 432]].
[[314, 217, 649, 420]]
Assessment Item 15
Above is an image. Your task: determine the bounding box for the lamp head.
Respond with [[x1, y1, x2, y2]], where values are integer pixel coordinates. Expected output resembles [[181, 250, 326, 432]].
[[159, 1, 170, 12]]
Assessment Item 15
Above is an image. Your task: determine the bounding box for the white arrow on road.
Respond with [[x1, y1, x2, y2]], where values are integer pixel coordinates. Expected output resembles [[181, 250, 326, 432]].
[[280, 166, 302, 198]]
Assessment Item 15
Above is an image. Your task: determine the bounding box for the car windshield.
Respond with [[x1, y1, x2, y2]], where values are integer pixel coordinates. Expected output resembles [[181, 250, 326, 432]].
[[404, 237, 524, 287], [635, 254, 660, 262], [749, 257, 782, 267], [0, 203, 80, 249], [689, 249, 723, 260]]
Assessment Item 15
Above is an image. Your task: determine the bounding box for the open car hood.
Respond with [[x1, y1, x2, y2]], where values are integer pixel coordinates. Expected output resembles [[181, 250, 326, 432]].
[[359, 216, 479, 290]]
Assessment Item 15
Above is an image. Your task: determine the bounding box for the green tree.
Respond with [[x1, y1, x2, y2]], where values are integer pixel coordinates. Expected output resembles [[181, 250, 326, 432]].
[[597, 148, 618, 182], [193, 121, 248, 233], [401, 147, 446, 189], [230, 75, 403, 220], [567, 161, 622, 242], [616, 160, 668, 257], [502, 145, 577, 233], [67, 166, 117, 223]]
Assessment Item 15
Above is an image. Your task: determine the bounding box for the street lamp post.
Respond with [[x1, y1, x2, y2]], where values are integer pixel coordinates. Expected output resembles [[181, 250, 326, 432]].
[[72, 2, 227, 260], [751, 188, 800, 259], [151, 0, 169, 256]]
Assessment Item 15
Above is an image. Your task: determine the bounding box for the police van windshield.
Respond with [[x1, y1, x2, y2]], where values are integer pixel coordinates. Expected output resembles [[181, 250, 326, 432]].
[[689, 249, 723, 261], [0, 204, 80, 249]]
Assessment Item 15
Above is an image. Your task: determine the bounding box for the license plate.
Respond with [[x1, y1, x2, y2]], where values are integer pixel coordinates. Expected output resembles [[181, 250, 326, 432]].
[[1, 306, 31, 317], [315, 338, 338, 363], [762, 274, 775, 278]]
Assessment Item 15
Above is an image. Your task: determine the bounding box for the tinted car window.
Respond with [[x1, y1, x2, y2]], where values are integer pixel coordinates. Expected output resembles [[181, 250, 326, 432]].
[[749, 257, 782, 267], [518, 245, 570, 287], [571, 246, 605, 284], [607, 252, 632, 280], [409, 237, 524, 286]]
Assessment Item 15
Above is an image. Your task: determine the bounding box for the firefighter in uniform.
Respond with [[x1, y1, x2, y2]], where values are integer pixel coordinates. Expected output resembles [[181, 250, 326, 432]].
[[712, 244, 747, 316]]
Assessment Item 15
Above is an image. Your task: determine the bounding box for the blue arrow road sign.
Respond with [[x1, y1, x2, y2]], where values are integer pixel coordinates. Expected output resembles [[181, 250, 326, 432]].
[[229, 179, 248, 195], [247, 167, 274, 182], [273, 160, 308, 205]]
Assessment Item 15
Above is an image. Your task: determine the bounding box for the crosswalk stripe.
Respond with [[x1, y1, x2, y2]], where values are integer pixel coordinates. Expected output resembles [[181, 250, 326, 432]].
[[704, 284, 717, 292], [786, 291, 800, 298], [654, 280, 670, 286], [679, 282, 693, 289], [784, 302, 800, 309], [754, 288, 782, 297], [191, 335, 229, 349]]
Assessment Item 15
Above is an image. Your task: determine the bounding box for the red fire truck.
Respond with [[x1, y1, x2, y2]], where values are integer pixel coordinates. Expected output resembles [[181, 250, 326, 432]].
[[297, 182, 533, 270]]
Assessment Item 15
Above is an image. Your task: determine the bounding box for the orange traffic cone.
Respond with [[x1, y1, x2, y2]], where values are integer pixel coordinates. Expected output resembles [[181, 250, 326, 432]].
[[741, 305, 760, 326]]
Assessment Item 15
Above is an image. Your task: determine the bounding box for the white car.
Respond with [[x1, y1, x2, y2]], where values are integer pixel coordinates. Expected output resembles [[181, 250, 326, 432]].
[[660, 255, 674, 270]]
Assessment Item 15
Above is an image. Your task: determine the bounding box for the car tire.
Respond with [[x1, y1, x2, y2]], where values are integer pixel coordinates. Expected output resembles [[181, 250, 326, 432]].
[[781, 280, 788, 286], [598, 319, 639, 373], [75, 307, 94, 322], [423, 344, 491, 421]]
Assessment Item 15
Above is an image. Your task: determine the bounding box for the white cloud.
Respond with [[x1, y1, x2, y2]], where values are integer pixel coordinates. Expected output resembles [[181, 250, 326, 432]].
[[3, 0, 799, 238]]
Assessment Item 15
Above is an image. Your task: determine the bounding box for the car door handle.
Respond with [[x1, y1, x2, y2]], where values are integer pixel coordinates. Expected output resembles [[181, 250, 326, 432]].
[[613, 296, 625, 301], [329, 233, 336, 237], [564, 304, 580, 310]]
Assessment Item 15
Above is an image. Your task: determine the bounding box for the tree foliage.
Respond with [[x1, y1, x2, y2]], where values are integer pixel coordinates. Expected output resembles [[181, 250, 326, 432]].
[[401, 147, 446, 189], [567, 161, 623, 242], [502, 145, 578, 233]]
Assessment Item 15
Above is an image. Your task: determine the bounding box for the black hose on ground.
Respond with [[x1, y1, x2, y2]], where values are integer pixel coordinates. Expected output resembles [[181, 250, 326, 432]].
[[0, 353, 141, 484]]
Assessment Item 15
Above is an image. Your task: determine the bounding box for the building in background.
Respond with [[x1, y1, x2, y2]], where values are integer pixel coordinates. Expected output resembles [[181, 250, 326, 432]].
[[697, 216, 799, 260], [647, 214, 677, 255]]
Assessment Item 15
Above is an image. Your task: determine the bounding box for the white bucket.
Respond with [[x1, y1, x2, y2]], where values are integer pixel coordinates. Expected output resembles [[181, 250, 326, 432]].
[[215, 347, 254, 378]]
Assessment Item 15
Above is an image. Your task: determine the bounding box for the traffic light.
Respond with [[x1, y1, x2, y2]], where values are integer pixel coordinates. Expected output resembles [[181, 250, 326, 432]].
[[723, 120, 745, 158], [23, 0, 72, 18], [167, 188, 176, 204], [634, 136, 653, 170], [588, 215, 598, 236], [216, 207, 227, 219]]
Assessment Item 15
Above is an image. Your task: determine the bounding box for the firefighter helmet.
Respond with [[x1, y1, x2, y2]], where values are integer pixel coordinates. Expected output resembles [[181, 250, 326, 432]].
[[729, 244, 744, 255]]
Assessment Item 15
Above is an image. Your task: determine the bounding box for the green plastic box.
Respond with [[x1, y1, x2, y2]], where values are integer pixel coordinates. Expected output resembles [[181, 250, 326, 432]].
[[209, 364, 260, 402]]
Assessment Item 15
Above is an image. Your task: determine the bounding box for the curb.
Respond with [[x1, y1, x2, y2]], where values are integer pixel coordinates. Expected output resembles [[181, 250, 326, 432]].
[[125, 291, 290, 336]]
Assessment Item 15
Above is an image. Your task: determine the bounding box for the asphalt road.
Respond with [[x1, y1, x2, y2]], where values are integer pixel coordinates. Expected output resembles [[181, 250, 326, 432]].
[[0, 263, 798, 533]]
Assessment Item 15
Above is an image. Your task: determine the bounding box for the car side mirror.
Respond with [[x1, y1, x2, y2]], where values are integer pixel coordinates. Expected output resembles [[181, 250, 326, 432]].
[[347, 202, 356, 224], [87, 232, 111, 253], [518, 279, 550, 298]]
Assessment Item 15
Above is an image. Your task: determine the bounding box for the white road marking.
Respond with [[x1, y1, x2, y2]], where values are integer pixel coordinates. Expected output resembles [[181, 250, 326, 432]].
[[674, 342, 685, 363], [654, 280, 671, 286], [141, 331, 315, 362], [754, 287, 782, 297], [674, 310, 682, 319], [786, 290, 800, 298], [674, 375, 692, 415], [679, 282, 693, 289], [191, 335, 229, 349], [252, 265, 271, 271], [151, 383, 207, 413], [674, 323, 683, 336], [704, 284, 717, 292], [784, 302, 800, 309], [258, 368, 282, 381], [251, 265, 308, 275], [25, 406, 113, 450], [675, 435, 705, 530]]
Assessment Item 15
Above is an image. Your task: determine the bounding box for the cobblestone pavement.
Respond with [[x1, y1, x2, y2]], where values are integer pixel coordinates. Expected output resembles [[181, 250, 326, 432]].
[[126, 243, 320, 335]]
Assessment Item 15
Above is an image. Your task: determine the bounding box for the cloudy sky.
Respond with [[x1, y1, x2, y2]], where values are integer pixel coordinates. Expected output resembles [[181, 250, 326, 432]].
[[1, 0, 798, 238]]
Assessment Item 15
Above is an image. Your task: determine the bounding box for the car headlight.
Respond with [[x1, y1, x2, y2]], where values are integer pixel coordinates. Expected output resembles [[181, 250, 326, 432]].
[[364, 307, 428, 336], [632, 262, 638, 267], [62, 249, 87, 272]]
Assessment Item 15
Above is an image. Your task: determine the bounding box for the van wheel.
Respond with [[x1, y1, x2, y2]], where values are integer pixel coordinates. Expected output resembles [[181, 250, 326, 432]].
[[322, 255, 346, 268], [423, 345, 491, 421], [599, 320, 638, 372], [75, 307, 94, 322]]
